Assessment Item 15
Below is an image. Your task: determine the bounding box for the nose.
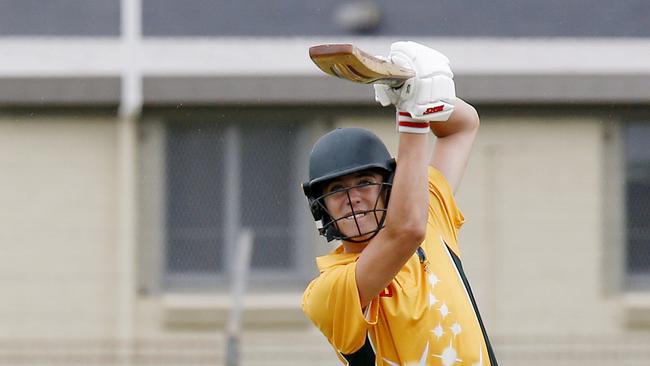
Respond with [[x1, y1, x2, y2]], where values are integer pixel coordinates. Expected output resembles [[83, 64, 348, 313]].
[[345, 187, 363, 207]]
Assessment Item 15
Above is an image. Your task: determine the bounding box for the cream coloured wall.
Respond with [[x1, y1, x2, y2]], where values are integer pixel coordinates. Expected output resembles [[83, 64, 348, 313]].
[[2, 111, 639, 365], [457, 117, 624, 335], [0, 116, 118, 338]]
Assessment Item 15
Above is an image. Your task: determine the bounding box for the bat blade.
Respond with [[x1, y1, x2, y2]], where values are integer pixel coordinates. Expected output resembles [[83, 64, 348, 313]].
[[309, 44, 414, 88]]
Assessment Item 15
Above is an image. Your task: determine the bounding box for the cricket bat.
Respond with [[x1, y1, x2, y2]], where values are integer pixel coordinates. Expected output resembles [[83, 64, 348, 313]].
[[309, 44, 414, 88]]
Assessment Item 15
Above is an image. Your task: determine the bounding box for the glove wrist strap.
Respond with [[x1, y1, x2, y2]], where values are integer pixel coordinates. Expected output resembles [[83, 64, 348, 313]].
[[397, 111, 430, 134]]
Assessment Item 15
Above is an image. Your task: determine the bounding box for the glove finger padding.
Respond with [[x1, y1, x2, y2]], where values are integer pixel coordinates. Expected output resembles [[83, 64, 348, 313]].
[[374, 84, 399, 106], [388, 41, 456, 121]]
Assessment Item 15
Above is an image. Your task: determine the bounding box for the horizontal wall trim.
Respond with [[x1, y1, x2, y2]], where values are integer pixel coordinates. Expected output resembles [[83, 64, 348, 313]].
[[2, 37, 650, 75], [0, 77, 120, 105], [143, 74, 650, 105], [2, 73, 649, 105], [1, 37, 650, 104]]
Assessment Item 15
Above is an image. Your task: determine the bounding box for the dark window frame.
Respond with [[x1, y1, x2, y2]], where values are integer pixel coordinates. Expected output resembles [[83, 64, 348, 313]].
[[624, 122, 650, 289], [162, 118, 313, 291]]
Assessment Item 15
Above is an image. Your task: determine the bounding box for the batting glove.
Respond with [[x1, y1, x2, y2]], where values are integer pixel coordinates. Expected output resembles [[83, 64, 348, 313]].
[[374, 41, 456, 123]]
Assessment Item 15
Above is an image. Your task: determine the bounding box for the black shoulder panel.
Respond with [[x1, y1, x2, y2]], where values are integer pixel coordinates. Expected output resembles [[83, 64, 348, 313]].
[[341, 335, 376, 366]]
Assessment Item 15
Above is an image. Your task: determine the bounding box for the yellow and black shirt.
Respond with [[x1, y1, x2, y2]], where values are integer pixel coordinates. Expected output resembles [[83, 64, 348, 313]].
[[302, 167, 498, 366]]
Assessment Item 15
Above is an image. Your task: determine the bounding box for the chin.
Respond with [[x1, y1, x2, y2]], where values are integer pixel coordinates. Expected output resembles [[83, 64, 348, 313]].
[[340, 225, 379, 242]]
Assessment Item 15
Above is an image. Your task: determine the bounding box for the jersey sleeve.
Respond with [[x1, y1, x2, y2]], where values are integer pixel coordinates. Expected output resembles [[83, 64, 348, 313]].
[[301, 262, 377, 354], [427, 166, 465, 255]]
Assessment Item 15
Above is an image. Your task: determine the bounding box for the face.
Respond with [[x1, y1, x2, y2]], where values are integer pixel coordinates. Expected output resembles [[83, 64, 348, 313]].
[[321, 171, 386, 242]]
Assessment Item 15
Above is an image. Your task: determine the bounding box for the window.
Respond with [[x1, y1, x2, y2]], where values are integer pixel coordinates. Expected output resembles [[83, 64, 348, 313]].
[[163, 119, 312, 290], [0, 0, 119, 36], [625, 122, 650, 288]]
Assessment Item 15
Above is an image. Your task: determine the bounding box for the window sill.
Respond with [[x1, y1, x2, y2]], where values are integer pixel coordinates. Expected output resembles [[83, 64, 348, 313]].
[[162, 292, 309, 329], [623, 292, 650, 328]]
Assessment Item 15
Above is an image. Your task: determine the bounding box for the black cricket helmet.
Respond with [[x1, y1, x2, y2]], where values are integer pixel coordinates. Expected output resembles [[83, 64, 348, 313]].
[[302, 127, 396, 242]]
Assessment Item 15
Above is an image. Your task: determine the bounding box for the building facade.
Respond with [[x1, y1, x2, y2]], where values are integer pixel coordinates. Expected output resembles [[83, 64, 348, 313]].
[[1, 1, 650, 365]]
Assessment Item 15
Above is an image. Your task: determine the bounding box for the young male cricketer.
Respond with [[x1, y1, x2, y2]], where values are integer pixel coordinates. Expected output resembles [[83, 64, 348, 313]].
[[301, 41, 498, 366]]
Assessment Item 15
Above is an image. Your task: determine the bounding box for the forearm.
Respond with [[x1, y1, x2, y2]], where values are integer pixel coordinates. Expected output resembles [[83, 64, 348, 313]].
[[428, 98, 480, 191], [382, 132, 429, 243], [429, 98, 479, 138]]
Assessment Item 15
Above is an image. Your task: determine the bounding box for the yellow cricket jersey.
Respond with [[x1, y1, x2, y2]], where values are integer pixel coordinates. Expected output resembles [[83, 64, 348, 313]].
[[302, 167, 498, 366]]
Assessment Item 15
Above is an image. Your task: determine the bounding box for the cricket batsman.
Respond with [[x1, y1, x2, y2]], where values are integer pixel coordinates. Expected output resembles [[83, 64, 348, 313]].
[[301, 41, 498, 366]]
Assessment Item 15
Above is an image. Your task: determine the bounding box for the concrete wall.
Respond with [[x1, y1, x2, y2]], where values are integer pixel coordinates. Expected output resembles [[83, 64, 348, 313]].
[[458, 117, 622, 335], [1, 110, 648, 366], [0, 116, 118, 338]]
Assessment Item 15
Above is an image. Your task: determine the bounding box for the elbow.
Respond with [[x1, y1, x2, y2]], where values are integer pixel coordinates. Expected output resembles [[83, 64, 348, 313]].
[[405, 222, 427, 245], [466, 103, 480, 131], [455, 98, 480, 132], [384, 218, 427, 247]]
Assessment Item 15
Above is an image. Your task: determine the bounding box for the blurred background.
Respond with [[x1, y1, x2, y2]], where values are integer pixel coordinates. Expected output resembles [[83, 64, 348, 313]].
[[1, 0, 650, 365]]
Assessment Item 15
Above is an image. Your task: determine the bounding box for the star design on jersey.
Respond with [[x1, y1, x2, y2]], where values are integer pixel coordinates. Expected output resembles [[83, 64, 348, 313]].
[[432, 339, 462, 366], [428, 273, 440, 287], [431, 323, 445, 340], [383, 341, 430, 366], [450, 322, 462, 336], [438, 302, 450, 318], [428, 292, 438, 308]]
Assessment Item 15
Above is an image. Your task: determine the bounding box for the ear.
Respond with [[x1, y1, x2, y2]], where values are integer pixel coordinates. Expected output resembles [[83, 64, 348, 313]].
[[302, 182, 323, 221], [310, 199, 323, 220]]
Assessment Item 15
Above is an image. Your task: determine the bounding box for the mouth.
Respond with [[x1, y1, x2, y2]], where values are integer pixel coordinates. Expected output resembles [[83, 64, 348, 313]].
[[343, 212, 367, 221]]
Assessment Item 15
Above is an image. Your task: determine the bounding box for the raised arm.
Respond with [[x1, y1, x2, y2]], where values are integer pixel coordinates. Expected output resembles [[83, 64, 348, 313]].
[[429, 98, 480, 192], [355, 130, 430, 308], [355, 41, 458, 308]]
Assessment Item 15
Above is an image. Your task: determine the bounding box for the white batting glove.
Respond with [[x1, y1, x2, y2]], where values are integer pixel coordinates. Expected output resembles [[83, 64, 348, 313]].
[[374, 41, 456, 122]]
